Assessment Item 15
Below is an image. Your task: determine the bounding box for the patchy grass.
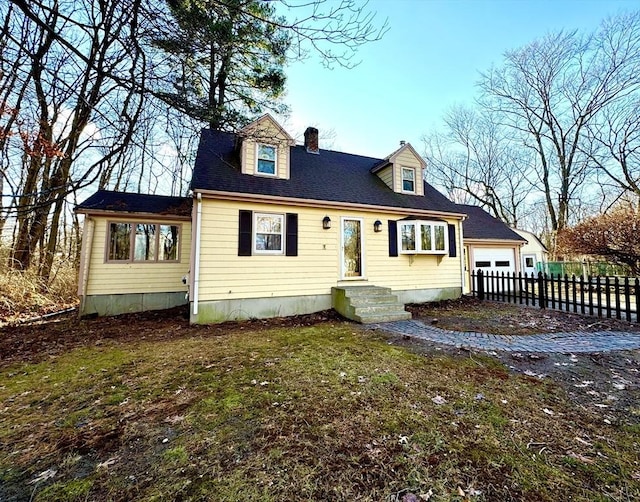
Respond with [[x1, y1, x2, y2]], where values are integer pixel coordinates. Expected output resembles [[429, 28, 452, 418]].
[[1, 321, 639, 501]]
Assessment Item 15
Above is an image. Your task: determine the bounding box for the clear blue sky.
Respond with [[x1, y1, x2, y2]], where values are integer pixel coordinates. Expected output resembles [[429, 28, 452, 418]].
[[280, 0, 637, 158]]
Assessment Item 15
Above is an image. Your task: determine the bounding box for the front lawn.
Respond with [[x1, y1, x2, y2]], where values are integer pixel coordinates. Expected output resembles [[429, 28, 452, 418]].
[[1, 316, 639, 501]]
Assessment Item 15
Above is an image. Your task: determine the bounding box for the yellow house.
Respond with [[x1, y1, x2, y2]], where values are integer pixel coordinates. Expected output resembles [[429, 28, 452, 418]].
[[77, 115, 468, 323]]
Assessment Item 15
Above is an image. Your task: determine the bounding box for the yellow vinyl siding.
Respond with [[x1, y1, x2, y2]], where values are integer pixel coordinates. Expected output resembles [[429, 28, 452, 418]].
[[377, 166, 393, 190], [85, 217, 191, 296], [196, 199, 462, 301], [394, 149, 424, 196], [243, 143, 255, 175]]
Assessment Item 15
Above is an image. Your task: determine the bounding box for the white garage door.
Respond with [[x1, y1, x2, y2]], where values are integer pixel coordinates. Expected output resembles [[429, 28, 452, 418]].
[[472, 248, 516, 276]]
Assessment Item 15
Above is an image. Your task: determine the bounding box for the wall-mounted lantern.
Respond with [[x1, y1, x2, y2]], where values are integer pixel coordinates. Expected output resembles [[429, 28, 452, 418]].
[[322, 216, 331, 230], [373, 220, 382, 232]]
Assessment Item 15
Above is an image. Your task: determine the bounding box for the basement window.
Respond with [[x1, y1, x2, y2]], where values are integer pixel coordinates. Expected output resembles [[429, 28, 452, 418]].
[[107, 222, 180, 262]]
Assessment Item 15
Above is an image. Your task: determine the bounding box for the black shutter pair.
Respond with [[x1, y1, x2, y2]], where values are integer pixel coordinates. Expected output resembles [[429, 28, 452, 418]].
[[238, 210, 298, 256], [387, 220, 457, 257]]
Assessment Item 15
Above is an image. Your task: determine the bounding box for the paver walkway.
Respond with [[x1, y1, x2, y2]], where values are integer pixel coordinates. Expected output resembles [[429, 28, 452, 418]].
[[373, 319, 640, 353]]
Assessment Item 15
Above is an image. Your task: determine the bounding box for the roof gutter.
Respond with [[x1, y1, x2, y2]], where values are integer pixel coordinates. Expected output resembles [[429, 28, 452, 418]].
[[193, 189, 467, 220], [192, 193, 203, 316], [73, 208, 190, 221]]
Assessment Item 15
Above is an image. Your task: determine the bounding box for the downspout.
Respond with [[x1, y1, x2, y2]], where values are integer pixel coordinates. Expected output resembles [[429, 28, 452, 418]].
[[77, 216, 95, 317], [459, 217, 466, 294], [192, 193, 203, 316]]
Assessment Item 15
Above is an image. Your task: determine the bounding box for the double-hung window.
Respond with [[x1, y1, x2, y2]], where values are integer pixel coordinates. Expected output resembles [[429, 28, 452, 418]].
[[254, 213, 284, 254], [257, 144, 277, 175], [401, 167, 415, 193], [399, 220, 447, 254], [107, 222, 180, 262]]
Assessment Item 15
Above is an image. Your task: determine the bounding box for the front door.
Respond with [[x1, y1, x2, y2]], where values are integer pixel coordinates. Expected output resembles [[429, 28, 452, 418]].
[[341, 218, 363, 279]]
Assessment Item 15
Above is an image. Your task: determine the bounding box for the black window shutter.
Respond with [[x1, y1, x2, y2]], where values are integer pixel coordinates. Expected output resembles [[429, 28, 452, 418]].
[[238, 210, 252, 256], [388, 220, 398, 257], [285, 213, 298, 256], [448, 224, 457, 257]]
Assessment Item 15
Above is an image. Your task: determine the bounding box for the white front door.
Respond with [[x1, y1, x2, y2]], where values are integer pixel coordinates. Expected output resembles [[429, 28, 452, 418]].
[[523, 254, 537, 276], [341, 218, 364, 279]]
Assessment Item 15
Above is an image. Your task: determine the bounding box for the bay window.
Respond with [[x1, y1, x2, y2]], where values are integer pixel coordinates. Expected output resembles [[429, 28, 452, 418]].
[[399, 220, 448, 254]]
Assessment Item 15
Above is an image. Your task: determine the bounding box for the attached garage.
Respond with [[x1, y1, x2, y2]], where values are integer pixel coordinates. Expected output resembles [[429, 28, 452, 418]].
[[471, 247, 516, 276], [459, 205, 527, 294]]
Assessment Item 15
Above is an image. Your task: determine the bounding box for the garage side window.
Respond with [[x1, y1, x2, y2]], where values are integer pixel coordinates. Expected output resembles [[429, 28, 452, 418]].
[[107, 222, 180, 262]]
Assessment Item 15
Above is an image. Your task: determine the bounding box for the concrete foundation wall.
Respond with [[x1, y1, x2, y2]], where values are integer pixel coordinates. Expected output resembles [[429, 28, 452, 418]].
[[190, 287, 461, 324], [395, 287, 461, 305], [81, 292, 188, 317], [191, 294, 332, 324]]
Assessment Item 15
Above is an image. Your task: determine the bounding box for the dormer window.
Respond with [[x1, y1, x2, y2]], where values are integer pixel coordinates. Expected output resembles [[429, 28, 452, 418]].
[[401, 167, 415, 193], [257, 144, 277, 175]]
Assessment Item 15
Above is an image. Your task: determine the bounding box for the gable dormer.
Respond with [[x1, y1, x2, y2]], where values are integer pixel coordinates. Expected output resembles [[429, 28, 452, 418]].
[[239, 114, 295, 180], [372, 142, 426, 196]]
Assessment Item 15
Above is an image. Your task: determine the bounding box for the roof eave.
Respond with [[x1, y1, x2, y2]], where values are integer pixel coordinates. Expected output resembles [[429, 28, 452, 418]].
[[464, 238, 527, 246], [75, 208, 191, 220], [193, 188, 466, 220]]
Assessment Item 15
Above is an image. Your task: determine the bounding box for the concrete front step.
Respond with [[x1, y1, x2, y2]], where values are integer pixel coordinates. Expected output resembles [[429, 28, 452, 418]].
[[342, 286, 393, 297], [332, 285, 411, 324], [354, 310, 412, 323], [348, 295, 400, 306], [353, 303, 408, 315]]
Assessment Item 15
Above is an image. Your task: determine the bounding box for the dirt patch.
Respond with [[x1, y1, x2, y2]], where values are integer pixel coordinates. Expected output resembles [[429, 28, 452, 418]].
[[402, 297, 640, 426], [0, 306, 344, 368], [407, 296, 640, 335]]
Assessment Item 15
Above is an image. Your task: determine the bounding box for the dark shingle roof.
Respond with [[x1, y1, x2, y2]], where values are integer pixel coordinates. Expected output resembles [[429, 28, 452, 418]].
[[191, 129, 464, 215], [76, 190, 192, 216], [461, 205, 526, 241]]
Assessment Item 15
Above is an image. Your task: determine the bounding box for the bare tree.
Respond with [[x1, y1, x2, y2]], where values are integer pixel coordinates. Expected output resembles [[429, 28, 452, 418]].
[[4, 0, 146, 280], [424, 105, 535, 227], [583, 95, 640, 200], [479, 12, 640, 233]]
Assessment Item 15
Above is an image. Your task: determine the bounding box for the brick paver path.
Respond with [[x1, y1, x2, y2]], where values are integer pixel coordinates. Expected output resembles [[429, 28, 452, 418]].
[[374, 320, 640, 353]]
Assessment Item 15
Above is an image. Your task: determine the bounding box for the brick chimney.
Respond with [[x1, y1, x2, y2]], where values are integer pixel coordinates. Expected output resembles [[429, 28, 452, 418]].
[[304, 127, 319, 154]]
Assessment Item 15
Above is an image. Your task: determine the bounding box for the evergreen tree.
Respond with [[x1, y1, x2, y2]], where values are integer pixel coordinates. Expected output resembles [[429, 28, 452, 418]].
[[152, 0, 289, 130]]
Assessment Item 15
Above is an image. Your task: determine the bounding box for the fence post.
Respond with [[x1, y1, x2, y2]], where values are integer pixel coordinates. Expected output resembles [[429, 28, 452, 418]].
[[635, 278, 640, 324], [614, 276, 621, 319], [624, 277, 631, 322], [471, 271, 476, 298], [537, 272, 546, 309], [477, 269, 485, 301]]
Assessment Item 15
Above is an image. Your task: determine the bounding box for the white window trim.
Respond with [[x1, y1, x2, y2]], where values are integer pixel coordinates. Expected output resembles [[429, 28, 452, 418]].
[[340, 216, 366, 280], [398, 220, 448, 255], [401, 166, 416, 194], [253, 212, 284, 255], [105, 221, 181, 263], [255, 143, 278, 177]]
